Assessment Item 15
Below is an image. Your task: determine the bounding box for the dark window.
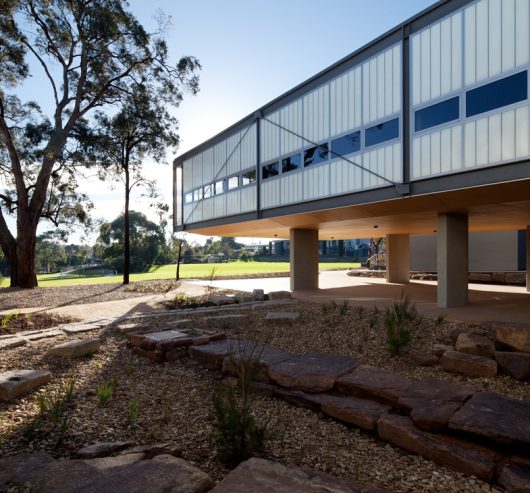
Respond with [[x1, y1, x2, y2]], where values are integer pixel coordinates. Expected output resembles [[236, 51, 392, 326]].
[[184, 192, 193, 204], [215, 180, 224, 195], [193, 189, 201, 202], [282, 153, 301, 173], [304, 143, 329, 167], [331, 131, 361, 156], [203, 184, 213, 198], [227, 176, 239, 190], [365, 118, 399, 147], [242, 169, 256, 185], [262, 162, 279, 179], [466, 71, 528, 117], [415, 97, 459, 131]]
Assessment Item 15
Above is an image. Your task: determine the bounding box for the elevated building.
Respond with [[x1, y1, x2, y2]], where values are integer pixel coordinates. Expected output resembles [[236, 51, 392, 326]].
[[174, 0, 530, 307]]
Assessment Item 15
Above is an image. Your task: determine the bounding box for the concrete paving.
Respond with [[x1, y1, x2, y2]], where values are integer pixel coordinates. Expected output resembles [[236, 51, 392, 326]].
[[191, 271, 530, 325]]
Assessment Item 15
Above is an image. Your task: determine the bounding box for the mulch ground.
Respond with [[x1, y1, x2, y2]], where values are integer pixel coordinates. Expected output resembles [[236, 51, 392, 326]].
[[0, 300, 514, 492]]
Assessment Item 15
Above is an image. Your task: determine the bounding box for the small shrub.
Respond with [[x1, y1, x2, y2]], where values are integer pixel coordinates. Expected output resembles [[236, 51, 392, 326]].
[[384, 295, 420, 356], [354, 306, 365, 320], [96, 383, 113, 406], [339, 300, 349, 316], [436, 314, 446, 326], [1, 310, 19, 334], [127, 398, 139, 427]]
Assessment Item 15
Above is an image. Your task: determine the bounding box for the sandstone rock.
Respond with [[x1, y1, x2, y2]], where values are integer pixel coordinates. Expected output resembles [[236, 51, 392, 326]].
[[268, 290, 292, 300], [210, 295, 236, 305], [321, 394, 390, 431], [86, 454, 144, 471], [235, 293, 255, 303], [75, 441, 132, 459], [398, 377, 474, 432], [253, 289, 265, 301], [202, 314, 247, 329], [448, 326, 474, 344], [166, 319, 194, 330], [47, 338, 100, 358], [0, 336, 26, 350], [116, 324, 147, 335], [449, 391, 530, 446], [210, 457, 382, 493], [492, 272, 506, 284], [408, 351, 438, 367], [0, 370, 52, 401], [498, 459, 530, 493], [377, 415, 501, 481], [468, 272, 492, 283], [0, 452, 55, 488], [495, 351, 530, 380], [505, 272, 526, 285], [189, 339, 248, 370], [142, 330, 191, 351], [269, 352, 361, 392], [165, 347, 188, 361], [336, 366, 412, 405], [441, 351, 497, 378], [455, 333, 495, 358], [62, 323, 101, 335], [494, 323, 530, 353], [120, 443, 181, 459], [433, 344, 454, 357], [24, 328, 64, 341], [131, 347, 164, 363], [271, 387, 323, 412], [264, 311, 300, 323]]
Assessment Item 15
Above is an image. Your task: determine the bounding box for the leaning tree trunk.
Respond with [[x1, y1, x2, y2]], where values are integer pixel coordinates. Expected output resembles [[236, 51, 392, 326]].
[[123, 167, 130, 285], [15, 217, 38, 288]]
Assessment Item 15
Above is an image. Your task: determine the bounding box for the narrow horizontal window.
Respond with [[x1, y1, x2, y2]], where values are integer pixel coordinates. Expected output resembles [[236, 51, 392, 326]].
[[203, 184, 213, 198], [331, 131, 360, 156], [227, 176, 239, 190], [415, 97, 459, 131], [262, 162, 279, 179], [242, 169, 256, 185], [304, 143, 329, 167], [184, 192, 193, 204], [466, 71, 528, 118], [215, 180, 224, 195], [193, 189, 201, 202], [365, 118, 399, 147], [282, 154, 301, 173]]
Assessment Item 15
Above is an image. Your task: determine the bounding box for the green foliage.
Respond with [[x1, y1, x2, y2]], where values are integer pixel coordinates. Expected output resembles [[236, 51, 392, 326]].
[[354, 306, 365, 320], [384, 295, 420, 356], [96, 383, 113, 406], [127, 398, 139, 427], [212, 343, 269, 468], [1, 310, 19, 334]]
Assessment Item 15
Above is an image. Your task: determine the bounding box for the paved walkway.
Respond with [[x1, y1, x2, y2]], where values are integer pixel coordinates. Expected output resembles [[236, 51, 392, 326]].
[[192, 270, 530, 325]]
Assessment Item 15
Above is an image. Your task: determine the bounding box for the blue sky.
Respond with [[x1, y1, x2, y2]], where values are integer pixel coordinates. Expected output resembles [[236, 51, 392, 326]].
[[10, 0, 437, 244]]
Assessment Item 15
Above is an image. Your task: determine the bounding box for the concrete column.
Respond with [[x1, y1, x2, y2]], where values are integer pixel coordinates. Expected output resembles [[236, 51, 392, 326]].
[[437, 213, 469, 308], [386, 234, 410, 283], [527, 225, 530, 292], [290, 228, 319, 291]]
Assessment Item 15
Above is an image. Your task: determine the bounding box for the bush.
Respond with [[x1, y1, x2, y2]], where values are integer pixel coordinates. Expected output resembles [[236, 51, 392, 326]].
[[212, 343, 268, 468], [384, 295, 420, 356]]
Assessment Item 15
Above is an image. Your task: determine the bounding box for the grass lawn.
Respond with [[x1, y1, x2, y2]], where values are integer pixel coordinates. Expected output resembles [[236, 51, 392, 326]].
[[33, 261, 360, 287]]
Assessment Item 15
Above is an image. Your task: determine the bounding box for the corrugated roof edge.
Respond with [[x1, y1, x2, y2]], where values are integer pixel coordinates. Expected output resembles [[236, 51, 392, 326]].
[[173, 0, 464, 166]]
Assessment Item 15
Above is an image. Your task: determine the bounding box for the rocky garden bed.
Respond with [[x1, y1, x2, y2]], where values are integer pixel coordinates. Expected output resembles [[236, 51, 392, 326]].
[[1, 297, 528, 492]]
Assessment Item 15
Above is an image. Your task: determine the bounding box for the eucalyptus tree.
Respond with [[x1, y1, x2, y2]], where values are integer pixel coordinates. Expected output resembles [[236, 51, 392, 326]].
[[0, 0, 200, 287]]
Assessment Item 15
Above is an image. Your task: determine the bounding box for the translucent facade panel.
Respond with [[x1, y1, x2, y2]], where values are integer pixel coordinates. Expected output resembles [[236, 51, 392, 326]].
[[260, 111, 280, 163], [303, 85, 330, 143], [329, 153, 362, 196], [225, 131, 241, 176], [330, 66, 362, 138], [280, 173, 304, 206], [280, 100, 303, 156], [240, 123, 257, 170], [412, 11, 463, 105], [303, 164, 330, 202], [240, 185, 257, 213], [464, 0, 530, 87]]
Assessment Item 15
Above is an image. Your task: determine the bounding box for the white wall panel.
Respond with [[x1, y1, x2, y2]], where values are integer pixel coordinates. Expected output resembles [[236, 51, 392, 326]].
[[515, 106, 530, 158], [303, 85, 329, 143], [451, 13, 463, 92], [261, 111, 280, 162], [279, 173, 304, 205], [240, 185, 257, 213], [280, 100, 302, 156], [330, 67, 362, 138], [516, 0, 530, 67], [225, 131, 241, 177], [502, 0, 516, 72], [392, 46, 401, 114], [226, 190, 240, 217], [303, 164, 330, 202], [240, 123, 257, 169]]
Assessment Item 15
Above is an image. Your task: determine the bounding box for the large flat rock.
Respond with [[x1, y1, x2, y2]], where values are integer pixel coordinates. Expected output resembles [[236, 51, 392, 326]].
[[210, 457, 383, 493], [189, 339, 252, 370], [449, 391, 530, 446], [493, 322, 530, 353], [264, 312, 300, 323], [321, 394, 390, 431], [0, 370, 52, 401], [269, 352, 362, 392], [47, 338, 100, 358], [377, 415, 501, 482], [0, 336, 27, 350], [441, 351, 497, 378], [201, 314, 247, 329], [498, 458, 530, 493], [75, 441, 132, 459], [455, 333, 495, 358], [495, 351, 530, 380], [336, 366, 412, 405], [271, 387, 324, 412], [24, 328, 64, 341], [62, 323, 102, 335], [397, 377, 475, 432]]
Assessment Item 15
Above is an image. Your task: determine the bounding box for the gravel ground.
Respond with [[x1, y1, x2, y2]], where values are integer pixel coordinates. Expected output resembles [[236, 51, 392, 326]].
[[0, 302, 515, 492], [0, 280, 181, 311], [0, 313, 74, 335]]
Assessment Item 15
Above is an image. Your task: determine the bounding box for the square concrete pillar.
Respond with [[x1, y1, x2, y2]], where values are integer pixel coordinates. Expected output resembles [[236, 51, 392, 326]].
[[386, 234, 410, 283], [527, 225, 530, 292], [437, 213, 469, 308], [290, 228, 319, 291]]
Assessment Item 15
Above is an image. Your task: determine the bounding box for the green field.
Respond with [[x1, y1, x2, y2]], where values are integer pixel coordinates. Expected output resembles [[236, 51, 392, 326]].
[[30, 261, 359, 287]]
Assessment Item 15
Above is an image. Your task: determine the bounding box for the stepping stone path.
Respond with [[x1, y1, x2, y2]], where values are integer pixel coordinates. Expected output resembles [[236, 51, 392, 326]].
[[0, 335, 27, 350], [201, 314, 247, 329], [441, 350, 497, 377], [455, 333, 495, 358], [0, 370, 52, 401], [235, 293, 255, 303], [165, 319, 194, 330], [24, 328, 65, 341], [268, 290, 291, 300], [189, 338, 249, 370], [321, 394, 390, 431], [116, 324, 148, 335], [264, 311, 300, 323], [210, 457, 384, 493], [62, 323, 105, 335], [0, 442, 213, 493], [268, 352, 361, 392], [209, 295, 236, 305], [495, 351, 530, 380], [253, 289, 265, 301], [47, 338, 100, 358]]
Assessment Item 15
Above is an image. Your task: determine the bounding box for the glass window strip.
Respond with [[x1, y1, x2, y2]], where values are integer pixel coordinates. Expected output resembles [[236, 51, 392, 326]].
[[415, 97, 459, 132], [365, 118, 399, 147]]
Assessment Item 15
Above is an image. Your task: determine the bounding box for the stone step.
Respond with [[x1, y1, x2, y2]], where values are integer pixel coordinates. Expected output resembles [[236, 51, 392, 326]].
[[377, 414, 501, 482], [440, 351, 497, 378], [321, 394, 390, 431], [0, 370, 52, 401], [0, 336, 27, 350], [495, 351, 530, 381], [47, 338, 100, 358], [491, 322, 530, 354], [498, 457, 530, 493], [201, 314, 247, 329], [455, 333, 495, 358], [264, 312, 300, 323]]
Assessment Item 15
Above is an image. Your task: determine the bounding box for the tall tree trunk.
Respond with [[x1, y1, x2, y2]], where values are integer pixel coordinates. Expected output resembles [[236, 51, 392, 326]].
[[123, 167, 130, 285], [16, 216, 38, 288], [175, 239, 182, 281]]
